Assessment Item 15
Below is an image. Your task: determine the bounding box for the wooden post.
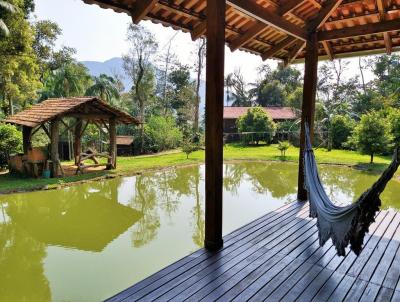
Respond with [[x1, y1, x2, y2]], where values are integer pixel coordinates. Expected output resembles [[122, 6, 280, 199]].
[[204, 0, 225, 251], [108, 117, 117, 169], [298, 32, 319, 201], [22, 126, 32, 155], [74, 118, 82, 165], [50, 119, 60, 178]]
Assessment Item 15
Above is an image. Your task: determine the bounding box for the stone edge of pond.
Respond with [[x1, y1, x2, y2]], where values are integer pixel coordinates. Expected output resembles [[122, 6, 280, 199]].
[[0, 159, 395, 196]]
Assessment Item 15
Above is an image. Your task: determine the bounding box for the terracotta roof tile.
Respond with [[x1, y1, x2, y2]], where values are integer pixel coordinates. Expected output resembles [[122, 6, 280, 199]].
[[116, 136, 134, 145]]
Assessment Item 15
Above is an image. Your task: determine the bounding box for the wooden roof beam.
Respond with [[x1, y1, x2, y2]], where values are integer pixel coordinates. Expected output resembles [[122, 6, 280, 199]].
[[262, 36, 297, 60], [376, 0, 392, 54], [285, 41, 306, 66], [191, 5, 234, 41], [322, 40, 334, 60], [131, 0, 158, 24], [307, 0, 345, 31], [229, 0, 305, 52], [318, 19, 400, 41], [229, 22, 266, 51], [384, 32, 392, 54], [227, 0, 307, 41], [279, 0, 307, 15]]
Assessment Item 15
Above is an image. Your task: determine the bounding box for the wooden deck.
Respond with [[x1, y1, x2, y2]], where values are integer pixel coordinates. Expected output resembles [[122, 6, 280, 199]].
[[107, 201, 400, 302]]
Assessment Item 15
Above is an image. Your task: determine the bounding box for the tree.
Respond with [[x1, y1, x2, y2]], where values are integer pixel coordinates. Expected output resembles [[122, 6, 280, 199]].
[[86, 74, 119, 104], [0, 0, 41, 115], [123, 24, 158, 153], [225, 70, 252, 107], [0, 1, 17, 36], [144, 116, 183, 153], [193, 38, 206, 132], [373, 55, 400, 104], [348, 111, 393, 163], [181, 139, 198, 159], [237, 107, 277, 145], [277, 141, 290, 157], [45, 62, 92, 98], [330, 115, 355, 149], [0, 123, 22, 169]]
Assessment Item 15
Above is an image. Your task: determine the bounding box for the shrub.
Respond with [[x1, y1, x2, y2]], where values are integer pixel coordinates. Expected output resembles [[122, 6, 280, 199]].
[[181, 140, 198, 159], [237, 107, 277, 145], [277, 141, 291, 157], [144, 116, 183, 153], [347, 111, 393, 163], [0, 124, 22, 169], [330, 115, 355, 149]]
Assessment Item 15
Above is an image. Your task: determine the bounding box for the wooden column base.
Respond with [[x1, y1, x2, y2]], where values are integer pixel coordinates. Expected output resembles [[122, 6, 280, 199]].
[[204, 239, 224, 251]]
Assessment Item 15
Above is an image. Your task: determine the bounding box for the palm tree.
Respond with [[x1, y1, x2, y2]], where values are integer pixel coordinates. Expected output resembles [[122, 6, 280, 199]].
[[0, 1, 17, 36], [85, 74, 119, 104]]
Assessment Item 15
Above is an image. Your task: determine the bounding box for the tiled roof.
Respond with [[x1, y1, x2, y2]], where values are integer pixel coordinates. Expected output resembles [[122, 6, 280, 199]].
[[223, 107, 297, 120], [3, 97, 139, 128], [116, 136, 134, 145]]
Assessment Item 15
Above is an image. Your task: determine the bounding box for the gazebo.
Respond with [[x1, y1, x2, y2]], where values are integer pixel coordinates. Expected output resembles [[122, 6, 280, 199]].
[[81, 0, 400, 251], [4, 97, 139, 177]]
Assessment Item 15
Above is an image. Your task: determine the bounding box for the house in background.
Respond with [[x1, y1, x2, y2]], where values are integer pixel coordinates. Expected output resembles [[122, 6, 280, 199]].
[[223, 107, 297, 134], [116, 136, 134, 156]]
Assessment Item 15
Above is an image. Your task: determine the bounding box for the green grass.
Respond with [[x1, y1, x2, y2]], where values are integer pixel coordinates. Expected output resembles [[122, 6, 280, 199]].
[[0, 143, 394, 194]]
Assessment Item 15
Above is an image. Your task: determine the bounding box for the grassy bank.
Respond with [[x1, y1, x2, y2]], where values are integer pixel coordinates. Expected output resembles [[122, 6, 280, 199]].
[[0, 144, 394, 194]]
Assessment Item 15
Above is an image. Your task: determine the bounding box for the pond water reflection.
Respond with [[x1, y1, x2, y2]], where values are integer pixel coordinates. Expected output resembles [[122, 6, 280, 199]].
[[0, 162, 399, 301]]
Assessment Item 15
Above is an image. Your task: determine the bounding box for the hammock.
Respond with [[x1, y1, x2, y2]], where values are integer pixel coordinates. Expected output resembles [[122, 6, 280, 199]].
[[303, 124, 399, 256]]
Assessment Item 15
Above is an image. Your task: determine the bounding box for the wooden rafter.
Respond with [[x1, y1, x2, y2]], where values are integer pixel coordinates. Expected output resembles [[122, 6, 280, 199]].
[[131, 0, 158, 24], [279, 0, 306, 15], [285, 41, 306, 65], [229, 22, 266, 51], [376, 0, 393, 55], [322, 40, 334, 60], [227, 0, 307, 40], [307, 0, 345, 32], [262, 36, 297, 60], [318, 19, 400, 41]]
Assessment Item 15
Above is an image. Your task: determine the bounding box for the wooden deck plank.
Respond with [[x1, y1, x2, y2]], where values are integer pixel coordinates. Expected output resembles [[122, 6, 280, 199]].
[[106, 202, 400, 302], [138, 206, 311, 301]]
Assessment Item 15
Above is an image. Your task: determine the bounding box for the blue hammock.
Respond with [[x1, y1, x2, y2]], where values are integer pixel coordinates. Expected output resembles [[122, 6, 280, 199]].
[[303, 124, 399, 256]]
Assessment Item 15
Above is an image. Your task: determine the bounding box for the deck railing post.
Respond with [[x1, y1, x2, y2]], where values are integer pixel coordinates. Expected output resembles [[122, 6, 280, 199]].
[[204, 0, 225, 250], [298, 31, 319, 201]]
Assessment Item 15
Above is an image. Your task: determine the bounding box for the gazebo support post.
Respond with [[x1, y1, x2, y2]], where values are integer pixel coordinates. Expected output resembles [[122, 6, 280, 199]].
[[298, 32, 319, 201], [50, 119, 60, 178], [74, 118, 82, 165], [22, 126, 32, 155], [108, 117, 117, 169], [204, 0, 225, 251]]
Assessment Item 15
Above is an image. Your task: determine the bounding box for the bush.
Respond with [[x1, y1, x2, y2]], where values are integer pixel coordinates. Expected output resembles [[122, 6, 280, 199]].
[[0, 124, 22, 169], [347, 111, 393, 163], [144, 116, 183, 153], [277, 141, 291, 157], [237, 107, 277, 145], [331, 115, 355, 149], [181, 140, 198, 159]]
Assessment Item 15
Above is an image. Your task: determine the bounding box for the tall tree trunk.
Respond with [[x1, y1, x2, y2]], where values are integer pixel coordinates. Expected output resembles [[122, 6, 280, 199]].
[[8, 95, 13, 116], [135, 55, 145, 154], [371, 153, 374, 164], [194, 38, 206, 132], [359, 57, 366, 93]]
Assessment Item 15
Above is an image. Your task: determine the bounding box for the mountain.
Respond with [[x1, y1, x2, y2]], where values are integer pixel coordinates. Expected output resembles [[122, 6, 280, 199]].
[[81, 57, 132, 90]]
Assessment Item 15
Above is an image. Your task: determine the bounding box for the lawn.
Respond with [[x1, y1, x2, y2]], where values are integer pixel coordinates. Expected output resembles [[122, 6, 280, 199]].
[[0, 143, 394, 194]]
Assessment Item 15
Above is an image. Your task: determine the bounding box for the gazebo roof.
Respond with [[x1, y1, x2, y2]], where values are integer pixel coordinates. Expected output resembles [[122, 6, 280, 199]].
[[82, 0, 400, 63], [3, 97, 140, 128]]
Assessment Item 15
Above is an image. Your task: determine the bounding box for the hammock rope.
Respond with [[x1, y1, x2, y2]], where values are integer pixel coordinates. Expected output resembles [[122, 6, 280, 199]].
[[303, 124, 399, 256]]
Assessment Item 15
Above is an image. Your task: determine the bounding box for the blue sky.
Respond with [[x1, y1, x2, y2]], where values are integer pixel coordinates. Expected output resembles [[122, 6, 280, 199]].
[[33, 0, 377, 83]]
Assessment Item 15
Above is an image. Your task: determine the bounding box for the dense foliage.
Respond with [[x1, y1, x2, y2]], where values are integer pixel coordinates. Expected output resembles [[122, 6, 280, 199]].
[[0, 123, 22, 168], [144, 116, 183, 153], [237, 107, 277, 145]]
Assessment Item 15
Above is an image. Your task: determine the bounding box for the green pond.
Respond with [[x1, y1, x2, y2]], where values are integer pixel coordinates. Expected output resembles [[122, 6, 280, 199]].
[[0, 161, 399, 301]]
